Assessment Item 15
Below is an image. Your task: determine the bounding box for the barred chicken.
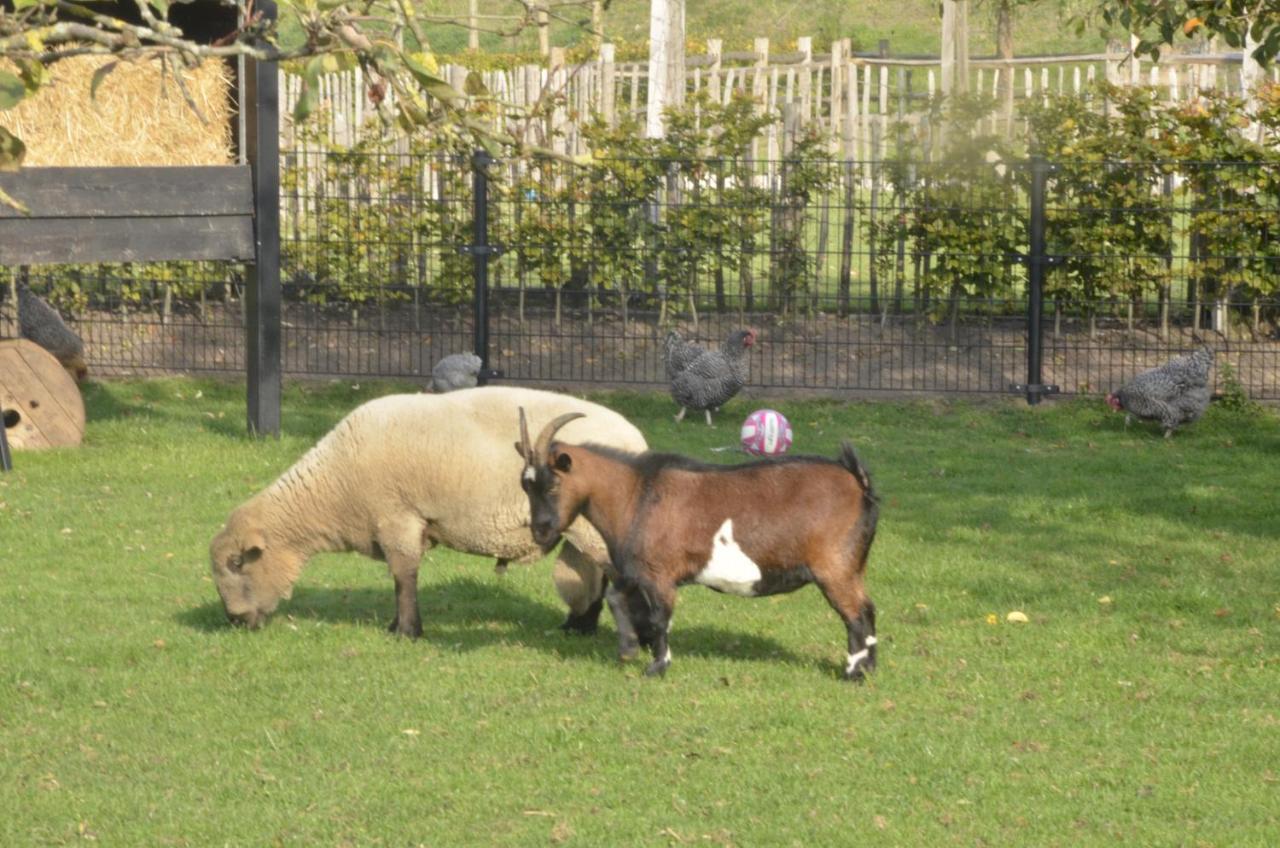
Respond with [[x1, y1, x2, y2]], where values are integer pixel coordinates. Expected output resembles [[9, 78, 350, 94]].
[[429, 352, 483, 392], [18, 283, 88, 381], [662, 330, 704, 382], [1106, 346, 1214, 438], [666, 327, 757, 426]]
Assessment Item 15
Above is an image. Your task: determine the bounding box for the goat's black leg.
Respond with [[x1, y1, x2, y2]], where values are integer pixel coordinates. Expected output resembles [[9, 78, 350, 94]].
[[612, 578, 651, 647], [635, 578, 675, 678], [815, 576, 876, 682], [604, 581, 641, 661], [843, 599, 877, 682]]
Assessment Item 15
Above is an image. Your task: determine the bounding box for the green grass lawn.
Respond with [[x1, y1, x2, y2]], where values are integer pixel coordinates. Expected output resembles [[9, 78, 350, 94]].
[[2, 377, 1278, 845]]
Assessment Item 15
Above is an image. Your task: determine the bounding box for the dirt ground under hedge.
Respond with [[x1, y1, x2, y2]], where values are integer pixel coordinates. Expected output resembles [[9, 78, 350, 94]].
[[18, 299, 1275, 402]]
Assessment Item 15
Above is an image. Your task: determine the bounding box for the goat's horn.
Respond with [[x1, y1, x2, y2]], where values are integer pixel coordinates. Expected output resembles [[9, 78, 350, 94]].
[[518, 406, 533, 462], [533, 412, 586, 462]]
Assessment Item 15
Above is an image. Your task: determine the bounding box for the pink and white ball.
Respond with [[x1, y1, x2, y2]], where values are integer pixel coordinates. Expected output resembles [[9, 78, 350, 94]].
[[740, 409, 793, 456]]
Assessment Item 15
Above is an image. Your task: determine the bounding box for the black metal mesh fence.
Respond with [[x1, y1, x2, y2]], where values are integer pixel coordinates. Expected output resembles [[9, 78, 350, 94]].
[[3, 154, 1277, 399]]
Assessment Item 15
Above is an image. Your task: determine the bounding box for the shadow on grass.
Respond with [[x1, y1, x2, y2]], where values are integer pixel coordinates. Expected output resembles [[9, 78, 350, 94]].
[[178, 575, 806, 670]]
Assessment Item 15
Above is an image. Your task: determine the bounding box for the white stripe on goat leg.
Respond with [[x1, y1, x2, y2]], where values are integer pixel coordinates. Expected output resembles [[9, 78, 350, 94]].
[[694, 519, 763, 596], [845, 635, 877, 676]]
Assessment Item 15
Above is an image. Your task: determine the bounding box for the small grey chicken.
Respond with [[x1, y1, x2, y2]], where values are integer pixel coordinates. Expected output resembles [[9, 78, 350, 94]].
[[18, 283, 88, 381], [429, 352, 483, 393], [667, 327, 757, 426], [1106, 346, 1214, 438]]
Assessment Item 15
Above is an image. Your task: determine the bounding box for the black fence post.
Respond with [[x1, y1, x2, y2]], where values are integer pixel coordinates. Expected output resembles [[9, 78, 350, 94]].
[[1012, 156, 1059, 405], [0, 416, 11, 472], [244, 0, 282, 437], [470, 149, 502, 385]]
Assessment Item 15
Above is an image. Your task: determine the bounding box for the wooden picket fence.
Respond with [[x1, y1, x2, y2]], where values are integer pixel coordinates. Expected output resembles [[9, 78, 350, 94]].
[[281, 38, 1280, 159]]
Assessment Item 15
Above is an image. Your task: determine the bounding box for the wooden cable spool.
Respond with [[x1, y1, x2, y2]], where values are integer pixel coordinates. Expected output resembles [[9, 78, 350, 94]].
[[0, 338, 86, 450]]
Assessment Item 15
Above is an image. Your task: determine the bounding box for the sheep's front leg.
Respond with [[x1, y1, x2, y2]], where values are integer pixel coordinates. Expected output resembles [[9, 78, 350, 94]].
[[386, 552, 424, 638], [553, 543, 606, 635]]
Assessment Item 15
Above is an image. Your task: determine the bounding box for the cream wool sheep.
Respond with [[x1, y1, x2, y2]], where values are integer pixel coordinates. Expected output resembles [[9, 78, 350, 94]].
[[209, 387, 647, 656]]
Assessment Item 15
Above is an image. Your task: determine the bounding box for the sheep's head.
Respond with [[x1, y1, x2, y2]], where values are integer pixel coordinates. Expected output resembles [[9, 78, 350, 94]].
[[209, 509, 300, 630], [514, 407, 585, 552]]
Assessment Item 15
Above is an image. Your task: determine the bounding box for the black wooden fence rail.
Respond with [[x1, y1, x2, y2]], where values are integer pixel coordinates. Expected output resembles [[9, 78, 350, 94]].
[[0, 5, 282, 469]]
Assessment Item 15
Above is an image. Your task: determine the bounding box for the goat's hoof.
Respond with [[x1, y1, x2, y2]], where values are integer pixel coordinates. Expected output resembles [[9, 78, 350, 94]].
[[842, 664, 873, 683], [617, 638, 641, 662], [644, 660, 670, 678]]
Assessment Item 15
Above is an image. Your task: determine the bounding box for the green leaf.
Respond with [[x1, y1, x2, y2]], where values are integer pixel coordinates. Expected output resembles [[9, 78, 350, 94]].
[[90, 61, 119, 100], [15, 59, 50, 93], [148, 0, 170, 15], [463, 71, 489, 98], [0, 184, 31, 215], [0, 71, 27, 110], [0, 125, 27, 172], [293, 79, 318, 123], [403, 54, 460, 105]]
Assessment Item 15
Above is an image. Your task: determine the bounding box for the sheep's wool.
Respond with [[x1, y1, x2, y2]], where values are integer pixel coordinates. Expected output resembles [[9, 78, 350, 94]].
[[740, 409, 792, 456]]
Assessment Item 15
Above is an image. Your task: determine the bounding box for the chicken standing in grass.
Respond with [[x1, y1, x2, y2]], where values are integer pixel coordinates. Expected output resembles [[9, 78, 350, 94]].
[[665, 327, 757, 425], [18, 283, 88, 380], [1106, 346, 1214, 438], [429, 352, 483, 393]]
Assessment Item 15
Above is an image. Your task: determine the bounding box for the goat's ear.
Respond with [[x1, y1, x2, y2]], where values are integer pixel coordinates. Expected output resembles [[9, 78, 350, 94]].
[[553, 452, 573, 473], [513, 440, 527, 459]]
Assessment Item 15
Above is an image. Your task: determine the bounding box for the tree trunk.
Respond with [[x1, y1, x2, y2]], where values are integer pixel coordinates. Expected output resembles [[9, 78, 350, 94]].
[[645, 0, 686, 139], [940, 0, 970, 96], [996, 1, 1014, 134]]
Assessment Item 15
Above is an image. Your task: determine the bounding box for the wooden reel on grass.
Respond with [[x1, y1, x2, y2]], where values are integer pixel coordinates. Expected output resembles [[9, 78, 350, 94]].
[[0, 339, 86, 451]]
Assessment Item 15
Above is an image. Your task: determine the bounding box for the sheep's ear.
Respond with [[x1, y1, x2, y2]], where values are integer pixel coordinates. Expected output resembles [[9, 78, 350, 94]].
[[553, 452, 573, 473], [243, 528, 267, 556]]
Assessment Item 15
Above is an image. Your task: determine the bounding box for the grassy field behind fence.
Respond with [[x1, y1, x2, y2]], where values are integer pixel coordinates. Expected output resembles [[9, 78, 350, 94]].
[[2, 378, 1278, 845]]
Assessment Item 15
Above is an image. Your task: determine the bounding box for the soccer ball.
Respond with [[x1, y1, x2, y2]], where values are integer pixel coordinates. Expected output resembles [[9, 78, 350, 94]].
[[740, 409, 793, 456]]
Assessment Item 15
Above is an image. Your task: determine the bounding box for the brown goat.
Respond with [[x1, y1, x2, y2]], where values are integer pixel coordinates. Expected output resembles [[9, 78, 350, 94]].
[[516, 410, 880, 681]]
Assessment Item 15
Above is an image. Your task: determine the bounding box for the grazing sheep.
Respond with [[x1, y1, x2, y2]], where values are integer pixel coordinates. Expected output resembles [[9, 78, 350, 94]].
[[210, 387, 647, 655]]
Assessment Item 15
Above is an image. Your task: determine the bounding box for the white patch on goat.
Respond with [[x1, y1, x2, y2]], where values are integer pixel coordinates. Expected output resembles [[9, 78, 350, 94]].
[[694, 519, 762, 597], [522, 466, 536, 484], [845, 649, 870, 675]]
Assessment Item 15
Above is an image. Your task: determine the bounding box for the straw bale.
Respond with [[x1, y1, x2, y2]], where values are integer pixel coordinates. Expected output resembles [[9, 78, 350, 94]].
[[0, 56, 234, 166]]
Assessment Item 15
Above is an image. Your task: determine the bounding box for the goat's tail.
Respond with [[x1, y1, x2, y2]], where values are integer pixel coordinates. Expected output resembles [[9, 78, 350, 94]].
[[838, 441, 877, 503]]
